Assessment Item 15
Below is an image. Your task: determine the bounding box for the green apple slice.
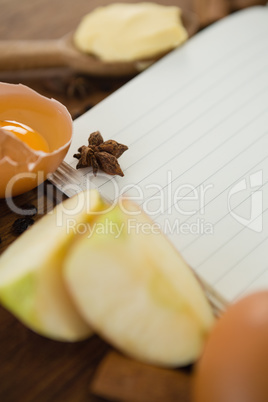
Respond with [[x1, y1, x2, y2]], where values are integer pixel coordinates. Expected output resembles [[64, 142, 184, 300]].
[[0, 189, 106, 341], [64, 199, 215, 366]]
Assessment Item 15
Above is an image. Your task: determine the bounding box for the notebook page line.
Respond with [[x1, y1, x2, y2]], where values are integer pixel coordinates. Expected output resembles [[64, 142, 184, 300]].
[[115, 39, 268, 148], [180, 179, 268, 253], [118, 98, 268, 208], [97, 67, 268, 193], [95, 25, 268, 141], [134, 104, 268, 208], [195, 203, 268, 270], [165, 156, 268, 251]]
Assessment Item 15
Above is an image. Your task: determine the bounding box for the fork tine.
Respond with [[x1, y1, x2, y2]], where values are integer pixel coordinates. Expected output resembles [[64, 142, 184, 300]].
[[48, 162, 84, 197]]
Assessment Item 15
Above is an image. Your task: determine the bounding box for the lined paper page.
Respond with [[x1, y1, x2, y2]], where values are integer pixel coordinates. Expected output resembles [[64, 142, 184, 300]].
[[63, 6, 268, 304]]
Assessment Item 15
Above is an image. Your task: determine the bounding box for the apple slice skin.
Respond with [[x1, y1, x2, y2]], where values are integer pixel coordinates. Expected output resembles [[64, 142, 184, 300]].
[[0, 190, 106, 341], [64, 200, 215, 366]]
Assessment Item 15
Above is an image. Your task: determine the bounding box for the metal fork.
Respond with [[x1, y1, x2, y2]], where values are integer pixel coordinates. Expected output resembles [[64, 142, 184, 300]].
[[48, 161, 86, 198], [49, 163, 225, 316]]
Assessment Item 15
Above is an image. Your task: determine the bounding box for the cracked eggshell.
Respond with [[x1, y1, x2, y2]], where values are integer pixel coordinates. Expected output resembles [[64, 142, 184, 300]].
[[0, 82, 72, 198]]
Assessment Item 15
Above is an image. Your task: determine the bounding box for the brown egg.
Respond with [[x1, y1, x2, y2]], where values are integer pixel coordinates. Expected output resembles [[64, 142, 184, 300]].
[[193, 291, 268, 402], [0, 82, 72, 198]]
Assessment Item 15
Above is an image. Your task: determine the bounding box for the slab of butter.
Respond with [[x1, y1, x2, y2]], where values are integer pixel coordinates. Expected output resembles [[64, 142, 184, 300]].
[[74, 2, 188, 62]]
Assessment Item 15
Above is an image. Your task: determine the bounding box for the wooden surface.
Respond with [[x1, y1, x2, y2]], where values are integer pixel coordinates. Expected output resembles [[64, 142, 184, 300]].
[[0, 1, 265, 401]]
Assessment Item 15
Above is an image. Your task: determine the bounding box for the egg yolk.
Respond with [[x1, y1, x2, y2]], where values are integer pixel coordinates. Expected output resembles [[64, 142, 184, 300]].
[[0, 120, 50, 152]]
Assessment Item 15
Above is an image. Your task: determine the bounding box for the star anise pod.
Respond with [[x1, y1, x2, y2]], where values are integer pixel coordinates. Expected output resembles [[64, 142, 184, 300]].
[[73, 131, 128, 176]]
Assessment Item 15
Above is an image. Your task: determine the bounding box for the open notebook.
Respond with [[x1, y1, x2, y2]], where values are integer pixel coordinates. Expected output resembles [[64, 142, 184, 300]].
[[50, 6, 268, 311]]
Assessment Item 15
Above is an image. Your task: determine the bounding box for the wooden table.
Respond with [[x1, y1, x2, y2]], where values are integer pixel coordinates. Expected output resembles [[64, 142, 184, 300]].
[[0, 1, 265, 401]]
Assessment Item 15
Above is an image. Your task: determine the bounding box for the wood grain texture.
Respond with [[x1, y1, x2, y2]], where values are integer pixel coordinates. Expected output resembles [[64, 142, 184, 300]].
[[91, 352, 193, 402], [0, 10, 199, 76], [0, 0, 193, 40], [0, 1, 265, 401], [0, 182, 111, 402]]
